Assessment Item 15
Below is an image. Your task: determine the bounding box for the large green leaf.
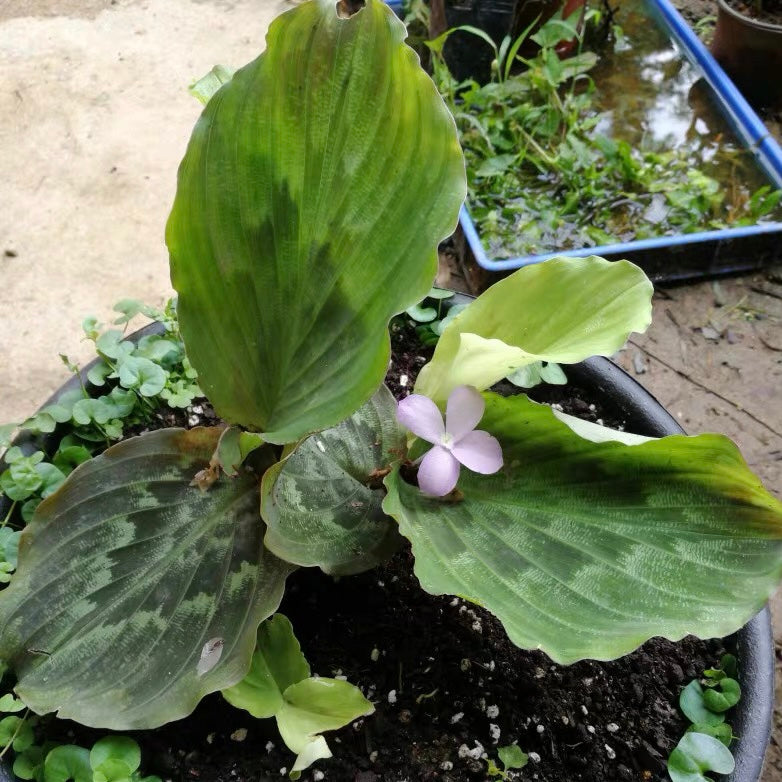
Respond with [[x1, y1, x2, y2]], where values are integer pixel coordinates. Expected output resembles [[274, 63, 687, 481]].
[[0, 428, 294, 729], [383, 393, 782, 664], [414, 256, 653, 404], [166, 0, 466, 444], [261, 385, 404, 575]]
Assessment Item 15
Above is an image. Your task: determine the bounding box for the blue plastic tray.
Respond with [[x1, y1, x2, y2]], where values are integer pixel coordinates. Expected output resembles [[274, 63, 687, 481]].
[[454, 0, 782, 280]]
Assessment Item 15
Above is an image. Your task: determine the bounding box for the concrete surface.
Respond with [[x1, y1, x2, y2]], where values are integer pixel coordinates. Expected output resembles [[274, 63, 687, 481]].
[[2, 1, 782, 780], [0, 0, 287, 424]]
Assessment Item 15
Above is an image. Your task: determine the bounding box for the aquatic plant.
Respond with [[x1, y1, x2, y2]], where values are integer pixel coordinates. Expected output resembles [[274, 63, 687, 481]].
[[430, 12, 782, 258]]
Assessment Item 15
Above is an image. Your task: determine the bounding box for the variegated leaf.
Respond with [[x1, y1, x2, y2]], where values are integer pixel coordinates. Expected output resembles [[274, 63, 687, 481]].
[[261, 386, 403, 575], [0, 428, 293, 729], [166, 0, 466, 444], [384, 393, 782, 664]]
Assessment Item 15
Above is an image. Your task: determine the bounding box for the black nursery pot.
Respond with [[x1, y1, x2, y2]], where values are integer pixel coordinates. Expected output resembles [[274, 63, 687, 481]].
[[0, 316, 775, 782], [564, 358, 775, 782]]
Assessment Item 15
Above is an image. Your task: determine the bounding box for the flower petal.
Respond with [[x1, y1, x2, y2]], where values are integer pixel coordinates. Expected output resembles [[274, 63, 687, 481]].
[[451, 430, 503, 474], [417, 445, 460, 496], [397, 394, 445, 444], [445, 385, 485, 442]]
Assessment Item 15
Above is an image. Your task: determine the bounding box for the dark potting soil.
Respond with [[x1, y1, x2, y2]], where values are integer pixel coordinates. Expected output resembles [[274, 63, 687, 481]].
[[30, 317, 725, 782], [724, 0, 782, 25]]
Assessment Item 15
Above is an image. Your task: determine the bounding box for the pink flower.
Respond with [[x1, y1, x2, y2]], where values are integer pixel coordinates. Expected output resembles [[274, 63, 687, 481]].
[[396, 385, 503, 496]]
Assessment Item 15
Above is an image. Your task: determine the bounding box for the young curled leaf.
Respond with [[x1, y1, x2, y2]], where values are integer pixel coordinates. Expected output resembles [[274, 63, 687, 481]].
[[701, 678, 740, 713]]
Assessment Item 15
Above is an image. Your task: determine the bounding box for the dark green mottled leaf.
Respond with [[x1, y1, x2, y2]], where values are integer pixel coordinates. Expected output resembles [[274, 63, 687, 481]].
[[383, 393, 782, 664], [166, 0, 466, 443], [0, 428, 293, 729], [261, 386, 403, 575]]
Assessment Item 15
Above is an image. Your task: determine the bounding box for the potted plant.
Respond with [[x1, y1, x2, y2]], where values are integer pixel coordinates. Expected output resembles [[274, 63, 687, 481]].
[[0, 0, 780, 780], [427, 0, 585, 81], [711, 0, 782, 105]]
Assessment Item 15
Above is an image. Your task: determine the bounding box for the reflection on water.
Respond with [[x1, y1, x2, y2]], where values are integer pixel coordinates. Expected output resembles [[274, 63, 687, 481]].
[[589, 0, 772, 198]]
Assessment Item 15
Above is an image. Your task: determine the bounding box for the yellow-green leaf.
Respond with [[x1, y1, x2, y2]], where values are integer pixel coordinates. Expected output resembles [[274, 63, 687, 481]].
[[414, 256, 653, 404]]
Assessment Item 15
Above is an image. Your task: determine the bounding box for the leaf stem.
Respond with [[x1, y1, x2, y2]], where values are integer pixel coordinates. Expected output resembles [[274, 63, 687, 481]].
[[0, 501, 18, 530], [0, 708, 29, 759]]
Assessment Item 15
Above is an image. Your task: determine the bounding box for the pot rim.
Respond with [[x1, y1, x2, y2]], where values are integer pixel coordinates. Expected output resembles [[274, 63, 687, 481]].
[[0, 311, 775, 782], [716, 0, 782, 34]]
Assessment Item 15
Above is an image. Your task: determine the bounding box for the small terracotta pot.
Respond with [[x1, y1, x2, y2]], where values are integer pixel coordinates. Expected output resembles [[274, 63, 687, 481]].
[[711, 0, 782, 106]]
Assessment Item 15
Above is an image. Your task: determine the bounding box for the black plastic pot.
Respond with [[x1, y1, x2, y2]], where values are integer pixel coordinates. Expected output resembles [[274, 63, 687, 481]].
[[433, 0, 585, 82], [565, 359, 774, 782], [0, 318, 774, 782]]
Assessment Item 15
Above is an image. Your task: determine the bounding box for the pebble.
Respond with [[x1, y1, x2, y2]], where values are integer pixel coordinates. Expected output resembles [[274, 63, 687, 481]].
[[387, 689, 397, 704], [440, 761, 454, 771], [605, 744, 617, 760], [450, 712, 464, 724], [313, 772, 325, 782], [230, 728, 247, 742], [536, 725, 545, 734], [489, 723, 501, 742], [607, 722, 619, 733], [370, 647, 380, 662], [458, 741, 485, 760], [486, 704, 499, 718], [369, 751, 378, 763]]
